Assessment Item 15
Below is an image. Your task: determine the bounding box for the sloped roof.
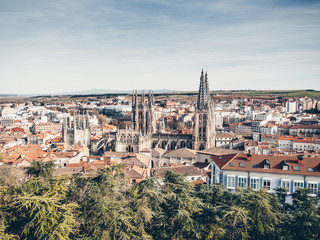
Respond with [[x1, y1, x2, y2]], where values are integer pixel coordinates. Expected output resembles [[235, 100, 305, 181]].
[[216, 153, 320, 176], [162, 148, 197, 158], [121, 153, 151, 168], [140, 148, 151, 153], [151, 148, 166, 157], [198, 147, 239, 156], [290, 124, 319, 129], [216, 132, 235, 139], [152, 165, 204, 177], [126, 165, 145, 179]]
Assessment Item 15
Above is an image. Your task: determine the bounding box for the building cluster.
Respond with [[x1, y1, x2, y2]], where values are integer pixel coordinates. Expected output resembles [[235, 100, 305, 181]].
[[0, 70, 319, 196]]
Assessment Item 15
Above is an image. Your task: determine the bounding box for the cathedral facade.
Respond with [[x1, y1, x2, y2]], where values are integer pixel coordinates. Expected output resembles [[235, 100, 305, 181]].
[[93, 70, 216, 154], [115, 91, 156, 152], [62, 113, 91, 147]]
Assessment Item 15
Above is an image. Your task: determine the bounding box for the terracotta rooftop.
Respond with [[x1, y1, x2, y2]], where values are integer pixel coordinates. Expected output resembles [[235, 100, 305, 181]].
[[215, 153, 320, 176], [192, 179, 206, 185], [216, 132, 236, 139], [290, 124, 319, 129], [245, 141, 258, 146], [121, 153, 151, 168], [126, 165, 145, 179]]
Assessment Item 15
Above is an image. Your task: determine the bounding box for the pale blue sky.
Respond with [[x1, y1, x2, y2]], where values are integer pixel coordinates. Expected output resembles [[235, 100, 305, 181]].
[[1, 0, 320, 94]]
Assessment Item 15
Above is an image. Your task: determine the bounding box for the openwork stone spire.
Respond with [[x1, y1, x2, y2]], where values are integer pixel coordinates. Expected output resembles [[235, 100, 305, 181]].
[[197, 69, 211, 110], [194, 69, 215, 150]]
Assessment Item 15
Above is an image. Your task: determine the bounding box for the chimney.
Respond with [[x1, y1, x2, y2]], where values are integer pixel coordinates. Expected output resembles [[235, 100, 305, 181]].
[[297, 155, 304, 164], [247, 153, 252, 161]]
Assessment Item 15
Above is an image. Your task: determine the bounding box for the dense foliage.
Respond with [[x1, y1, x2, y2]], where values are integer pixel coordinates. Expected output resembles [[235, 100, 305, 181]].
[[0, 164, 319, 240]]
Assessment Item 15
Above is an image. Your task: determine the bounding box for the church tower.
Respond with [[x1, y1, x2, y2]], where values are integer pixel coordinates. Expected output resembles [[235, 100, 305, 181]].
[[193, 70, 216, 150], [62, 112, 91, 147], [131, 90, 156, 135]]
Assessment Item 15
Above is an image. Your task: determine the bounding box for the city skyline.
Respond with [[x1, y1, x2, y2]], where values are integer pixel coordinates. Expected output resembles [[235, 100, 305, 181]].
[[1, 0, 320, 94]]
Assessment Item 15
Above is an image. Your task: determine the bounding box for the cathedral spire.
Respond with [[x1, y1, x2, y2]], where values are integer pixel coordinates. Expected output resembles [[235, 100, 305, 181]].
[[197, 69, 210, 110], [205, 71, 210, 104], [194, 69, 216, 150]]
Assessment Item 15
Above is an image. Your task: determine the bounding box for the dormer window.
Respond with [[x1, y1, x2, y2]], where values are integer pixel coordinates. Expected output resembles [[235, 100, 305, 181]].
[[281, 160, 289, 170], [262, 159, 270, 169]]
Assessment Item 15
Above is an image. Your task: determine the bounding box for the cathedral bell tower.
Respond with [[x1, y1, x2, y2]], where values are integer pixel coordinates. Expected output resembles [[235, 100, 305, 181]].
[[193, 69, 216, 150], [131, 90, 156, 135]]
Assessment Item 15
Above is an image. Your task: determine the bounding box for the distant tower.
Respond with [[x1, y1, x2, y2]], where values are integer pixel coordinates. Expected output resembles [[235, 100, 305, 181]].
[[62, 112, 91, 147], [193, 70, 216, 150]]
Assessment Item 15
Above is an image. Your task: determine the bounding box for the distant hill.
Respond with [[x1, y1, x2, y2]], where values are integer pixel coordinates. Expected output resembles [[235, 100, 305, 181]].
[[56, 89, 179, 95], [0, 94, 19, 97]]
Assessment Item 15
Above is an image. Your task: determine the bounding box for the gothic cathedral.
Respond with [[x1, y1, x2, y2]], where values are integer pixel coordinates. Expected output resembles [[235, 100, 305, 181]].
[[90, 70, 216, 154]]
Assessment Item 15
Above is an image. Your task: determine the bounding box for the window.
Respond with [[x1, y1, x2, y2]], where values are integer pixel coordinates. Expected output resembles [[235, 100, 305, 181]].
[[227, 175, 235, 189], [263, 179, 271, 190], [238, 177, 247, 188], [307, 182, 318, 195], [229, 163, 234, 167], [250, 178, 260, 190], [239, 162, 246, 167], [308, 168, 314, 172], [293, 181, 304, 192], [252, 164, 258, 168], [281, 161, 289, 170], [263, 159, 270, 169], [281, 179, 290, 192], [292, 166, 300, 171]]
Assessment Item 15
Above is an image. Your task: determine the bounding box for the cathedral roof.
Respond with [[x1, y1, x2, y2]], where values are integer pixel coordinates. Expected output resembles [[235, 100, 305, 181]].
[[140, 148, 151, 153], [151, 148, 166, 157]]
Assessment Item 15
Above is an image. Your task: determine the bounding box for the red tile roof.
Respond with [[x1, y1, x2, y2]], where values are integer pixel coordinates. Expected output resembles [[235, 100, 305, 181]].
[[216, 153, 320, 176], [290, 124, 319, 129]]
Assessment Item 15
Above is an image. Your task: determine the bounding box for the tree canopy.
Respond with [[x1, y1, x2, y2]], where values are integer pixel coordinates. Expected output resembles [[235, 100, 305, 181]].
[[0, 165, 319, 240]]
